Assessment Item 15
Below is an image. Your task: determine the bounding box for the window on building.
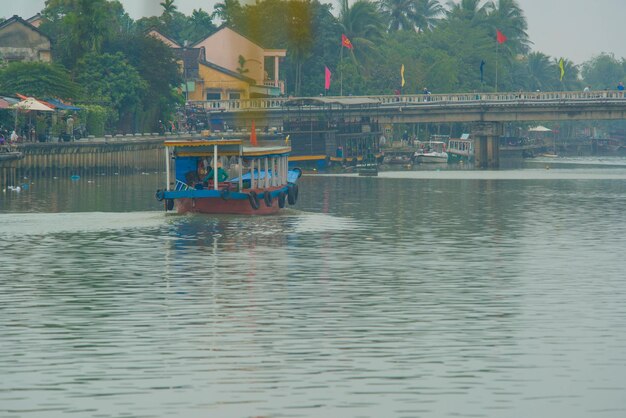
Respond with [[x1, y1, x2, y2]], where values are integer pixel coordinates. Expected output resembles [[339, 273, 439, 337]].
[[206, 92, 220, 101], [229, 92, 241, 100]]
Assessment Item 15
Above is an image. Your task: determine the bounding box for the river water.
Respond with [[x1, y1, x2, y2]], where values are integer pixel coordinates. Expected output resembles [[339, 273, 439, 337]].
[[2, 158, 626, 418]]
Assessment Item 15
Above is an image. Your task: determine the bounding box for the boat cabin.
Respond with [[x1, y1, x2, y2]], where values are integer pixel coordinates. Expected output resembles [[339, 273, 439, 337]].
[[158, 138, 301, 214]]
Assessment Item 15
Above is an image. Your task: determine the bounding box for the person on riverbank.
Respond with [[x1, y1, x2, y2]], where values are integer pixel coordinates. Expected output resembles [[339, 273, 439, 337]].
[[10, 130, 18, 143], [618, 82, 624, 91], [66, 115, 74, 141]]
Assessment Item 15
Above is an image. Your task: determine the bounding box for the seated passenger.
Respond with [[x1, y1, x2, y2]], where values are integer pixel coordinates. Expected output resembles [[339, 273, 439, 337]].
[[203, 163, 229, 183]]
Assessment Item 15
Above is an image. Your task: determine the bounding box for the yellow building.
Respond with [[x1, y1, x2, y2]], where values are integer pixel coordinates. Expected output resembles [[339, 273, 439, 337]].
[[188, 59, 255, 101], [149, 26, 286, 101]]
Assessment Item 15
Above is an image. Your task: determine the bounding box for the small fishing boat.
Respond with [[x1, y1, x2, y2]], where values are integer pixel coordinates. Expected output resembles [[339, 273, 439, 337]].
[[383, 150, 413, 166], [447, 134, 473, 163], [356, 161, 378, 176], [414, 141, 448, 164], [155, 138, 302, 214]]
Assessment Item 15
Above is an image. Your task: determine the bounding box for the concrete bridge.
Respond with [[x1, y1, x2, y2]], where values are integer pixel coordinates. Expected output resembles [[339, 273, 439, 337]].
[[189, 90, 626, 167]]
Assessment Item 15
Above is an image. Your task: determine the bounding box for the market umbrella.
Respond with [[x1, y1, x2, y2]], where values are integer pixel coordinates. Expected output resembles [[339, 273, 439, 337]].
[[528, 125, 552, 132], [11, 97, 55, 111], [10, 97, 54, 136]]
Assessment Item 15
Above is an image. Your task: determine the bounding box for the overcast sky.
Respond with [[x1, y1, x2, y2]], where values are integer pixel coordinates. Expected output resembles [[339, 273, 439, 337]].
[[4, 0, 625, 65]]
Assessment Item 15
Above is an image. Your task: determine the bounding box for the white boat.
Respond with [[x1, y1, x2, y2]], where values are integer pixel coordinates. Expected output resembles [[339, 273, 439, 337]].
[[414, 141, 448, 163], [447, 134, 473, 163]]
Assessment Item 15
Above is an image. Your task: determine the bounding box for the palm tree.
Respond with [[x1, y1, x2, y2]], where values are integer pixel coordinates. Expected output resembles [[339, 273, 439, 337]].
[[160, 0, 177, 14], [378, 0, 418, 32], [555, 57, 581, 91], [414, 0, 443, 32], [525, 52, 556, 91], [212, 0, 243, 27], [446, 0, 489, 25], [339, 0, 386, 69], [486, 0, 530, 54]]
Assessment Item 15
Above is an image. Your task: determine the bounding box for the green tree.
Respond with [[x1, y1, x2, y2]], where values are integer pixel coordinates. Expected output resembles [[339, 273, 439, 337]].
[[106, 34, 182, 131], [413, 0, 443, 32], [40, 0, 129, 68], [181, 9, 217, 44], [378, 0, 418, 32], [581, 53, 625, 90], [445, 0, 489, 26], [523, 52, 557, 91], [555, 58, 581, 91], [212, 0, 244, 28], [0, 61, 81, 99], [75, 52, 148, 132], [339, 0, 386, 72], [486, 0, 530, 55]]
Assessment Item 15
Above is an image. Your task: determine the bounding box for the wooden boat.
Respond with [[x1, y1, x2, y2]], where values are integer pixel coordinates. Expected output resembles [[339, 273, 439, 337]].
[[155, 139, 302, 215], [414, 141, 448, 163], [447, 134, 473, 163]]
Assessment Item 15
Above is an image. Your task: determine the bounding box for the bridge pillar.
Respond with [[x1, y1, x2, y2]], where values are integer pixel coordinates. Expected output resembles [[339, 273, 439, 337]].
[[472, 122, 503, 168]]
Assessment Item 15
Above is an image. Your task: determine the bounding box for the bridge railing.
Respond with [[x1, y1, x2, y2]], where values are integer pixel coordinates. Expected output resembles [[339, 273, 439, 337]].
[[187, 90, 626, 112]]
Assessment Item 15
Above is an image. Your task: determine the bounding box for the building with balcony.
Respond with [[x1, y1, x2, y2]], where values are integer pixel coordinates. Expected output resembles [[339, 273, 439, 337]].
[[149, 26, 286, 101], [192, 26, 286, 98]]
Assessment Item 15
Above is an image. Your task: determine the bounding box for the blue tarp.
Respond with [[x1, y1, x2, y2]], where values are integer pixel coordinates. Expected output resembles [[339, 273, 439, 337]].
[[44, 98, 81, 111]]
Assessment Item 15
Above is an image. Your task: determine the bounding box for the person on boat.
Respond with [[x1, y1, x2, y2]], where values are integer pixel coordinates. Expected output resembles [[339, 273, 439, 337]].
[[203, 163, 229, 183]]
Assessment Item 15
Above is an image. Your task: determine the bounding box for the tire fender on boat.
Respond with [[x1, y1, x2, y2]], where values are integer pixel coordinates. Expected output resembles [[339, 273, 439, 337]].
[[263, 190, 273, 207], [220, 187, 230, 200], [155, 189, 164, 201], [248, 191, 260, 210], [278, 191, 286, 208], [293, 167, 303, 178], [287, 183, 299, 205], [165, 198, 174, 211]]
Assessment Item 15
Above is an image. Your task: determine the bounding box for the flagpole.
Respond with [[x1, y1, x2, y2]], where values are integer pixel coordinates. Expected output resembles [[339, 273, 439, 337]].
[[495, 40, 498, 93], [340, 45, 343, 96]]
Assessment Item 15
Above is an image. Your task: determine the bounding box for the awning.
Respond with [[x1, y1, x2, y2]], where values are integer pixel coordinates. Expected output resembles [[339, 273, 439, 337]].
[[44, 98, 81, 111], [250, 84, 281, 97]]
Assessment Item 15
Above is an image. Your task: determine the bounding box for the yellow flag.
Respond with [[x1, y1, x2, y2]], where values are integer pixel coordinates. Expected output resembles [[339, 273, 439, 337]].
[[401, 64, 405, 87], [285, 134, 290, 144], [559, 58, 565, 81]]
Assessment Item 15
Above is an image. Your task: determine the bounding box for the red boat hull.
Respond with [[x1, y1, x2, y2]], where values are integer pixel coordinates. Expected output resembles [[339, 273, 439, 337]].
[[174, 186, 286, 215]]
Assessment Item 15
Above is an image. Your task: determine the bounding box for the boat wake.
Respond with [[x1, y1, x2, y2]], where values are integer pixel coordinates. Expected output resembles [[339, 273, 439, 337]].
[[0, 211, 165, 238]]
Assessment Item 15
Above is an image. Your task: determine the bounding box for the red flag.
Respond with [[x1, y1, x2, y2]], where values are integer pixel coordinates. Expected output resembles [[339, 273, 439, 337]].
[[250, 120, 257, 146], [496, 29, 507, 44], [324, 66, 331, 90], [341, 34, 353, 49]]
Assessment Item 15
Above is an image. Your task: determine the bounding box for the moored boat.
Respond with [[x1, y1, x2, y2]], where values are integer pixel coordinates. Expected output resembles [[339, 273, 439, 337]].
[[414, 141, 448, 164], [156, 139, 302, 215], [356, 161, 378, 176], [447, 134, 473, 163]]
